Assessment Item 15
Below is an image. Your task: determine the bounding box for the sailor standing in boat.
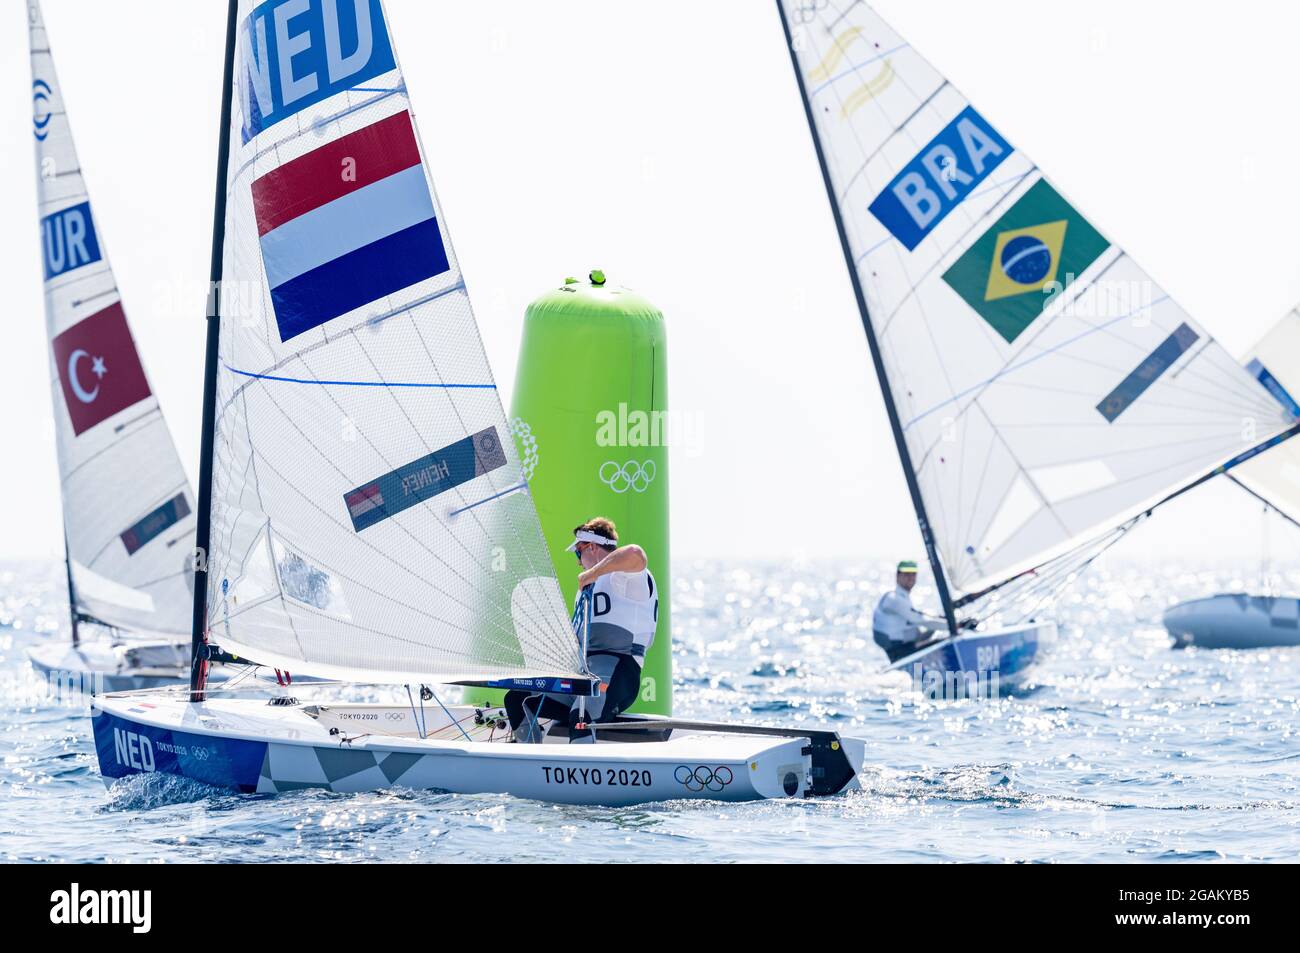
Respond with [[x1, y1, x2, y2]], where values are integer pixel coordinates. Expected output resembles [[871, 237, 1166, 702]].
[[873, 560, 944, 663], [505, 517, 657, 742]]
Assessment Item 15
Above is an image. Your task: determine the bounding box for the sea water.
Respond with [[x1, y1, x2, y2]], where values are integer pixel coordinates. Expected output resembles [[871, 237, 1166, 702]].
[[1, 558, 1296, 863]]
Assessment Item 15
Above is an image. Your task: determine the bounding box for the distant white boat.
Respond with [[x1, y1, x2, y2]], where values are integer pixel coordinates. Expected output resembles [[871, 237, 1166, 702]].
[[28, 1, 198, 690], [1164, 594, 1300, 650], [777, 0, 1297, 691], [1164, 308, 1300, 649]]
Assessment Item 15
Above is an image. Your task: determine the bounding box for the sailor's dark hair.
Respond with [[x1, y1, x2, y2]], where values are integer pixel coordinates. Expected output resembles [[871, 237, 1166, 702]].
[[574, 517, 618, 547]]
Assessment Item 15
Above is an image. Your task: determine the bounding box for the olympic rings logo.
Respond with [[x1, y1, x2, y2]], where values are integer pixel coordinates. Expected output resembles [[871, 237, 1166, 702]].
[[791, 0, 828, 24], [599, 460, 656, 494], [673, 764, 734, 793]]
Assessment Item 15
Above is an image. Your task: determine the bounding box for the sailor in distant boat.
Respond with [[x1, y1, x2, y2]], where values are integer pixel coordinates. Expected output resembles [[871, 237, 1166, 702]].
[[505, 517, 657, 742], [873, 560, 944, 663]]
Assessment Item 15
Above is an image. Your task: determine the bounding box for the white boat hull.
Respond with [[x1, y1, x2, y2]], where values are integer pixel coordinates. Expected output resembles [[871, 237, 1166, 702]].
[[91, 694, 866, 806], [1163, 594, 1300, 649], [29, 640, 190, 693], [886, 621, 1054, 695]]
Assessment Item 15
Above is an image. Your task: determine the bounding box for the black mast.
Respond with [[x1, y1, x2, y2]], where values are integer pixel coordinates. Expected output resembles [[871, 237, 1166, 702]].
[[190, 0, 240, 700], [62, 529, 79, 647], [775, 2, 960, 636]]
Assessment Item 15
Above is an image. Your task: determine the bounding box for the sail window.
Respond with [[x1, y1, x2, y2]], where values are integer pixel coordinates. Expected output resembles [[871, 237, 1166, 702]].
[[1027, 461, 1116, 505]]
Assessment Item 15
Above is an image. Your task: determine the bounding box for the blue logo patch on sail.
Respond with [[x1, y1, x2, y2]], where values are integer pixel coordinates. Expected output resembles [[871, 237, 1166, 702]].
[[1247, 358, 1300, 419], [344, 428, 508, 532], [41, 201, 102, 280], [238, 0, 396, 144], [1097, 324, 1200, 423], [252, 111, 450, 341], [867, 106, 1012, 251], [120, 493, 191, 556]]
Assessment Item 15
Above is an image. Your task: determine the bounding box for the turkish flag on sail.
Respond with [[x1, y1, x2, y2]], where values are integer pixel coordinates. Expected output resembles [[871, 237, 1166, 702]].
[[51, 303, 152, 436]]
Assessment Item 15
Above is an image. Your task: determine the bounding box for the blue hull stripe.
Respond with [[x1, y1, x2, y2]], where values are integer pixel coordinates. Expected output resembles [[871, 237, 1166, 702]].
[[93, 709, 266, 792], [897, 629, 1041, 691]]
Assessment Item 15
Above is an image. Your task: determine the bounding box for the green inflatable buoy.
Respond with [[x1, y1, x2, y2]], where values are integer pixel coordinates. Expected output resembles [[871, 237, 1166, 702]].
[[467, 272, 671, 715]]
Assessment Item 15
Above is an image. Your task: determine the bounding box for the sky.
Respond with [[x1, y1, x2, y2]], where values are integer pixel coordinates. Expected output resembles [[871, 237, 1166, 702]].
[[3, 0, 1300, 569]]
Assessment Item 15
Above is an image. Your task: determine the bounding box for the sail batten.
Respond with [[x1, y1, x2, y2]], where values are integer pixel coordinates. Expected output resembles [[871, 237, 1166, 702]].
[[202, 0, 585, 685], [780, 0, 1295, 601], [30, 0, 198, 637]]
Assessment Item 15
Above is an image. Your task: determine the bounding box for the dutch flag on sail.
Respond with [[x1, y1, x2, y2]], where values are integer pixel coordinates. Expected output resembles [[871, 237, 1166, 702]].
[[252, 111, 451, 342]]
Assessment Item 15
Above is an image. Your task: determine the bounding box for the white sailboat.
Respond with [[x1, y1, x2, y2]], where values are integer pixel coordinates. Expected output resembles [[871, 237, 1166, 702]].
[[28, 0, 199, 691], [1164, 308, 1300, 649], [90, 0, 866, 805], [776, 1, 1299, 692]]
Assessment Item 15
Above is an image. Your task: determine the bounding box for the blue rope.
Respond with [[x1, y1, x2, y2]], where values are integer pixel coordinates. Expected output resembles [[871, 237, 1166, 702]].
[[426, 685, 472, 742]]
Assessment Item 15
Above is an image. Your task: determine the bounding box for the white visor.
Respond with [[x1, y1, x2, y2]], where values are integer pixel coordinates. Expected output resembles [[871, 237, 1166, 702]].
[[566, 529, 617, 552]]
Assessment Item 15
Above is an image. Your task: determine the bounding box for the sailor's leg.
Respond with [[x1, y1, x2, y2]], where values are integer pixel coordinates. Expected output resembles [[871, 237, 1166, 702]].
[[884, 640, 919, 663], [514, 693, 574, 743], [598, 655, 642, 720], [504, 690, 527, 731]]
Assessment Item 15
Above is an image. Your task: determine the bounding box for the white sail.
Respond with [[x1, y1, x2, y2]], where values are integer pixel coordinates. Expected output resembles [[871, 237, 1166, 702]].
[[780, 1, 1296, 597], [29, 0, 196, 636], [204, 0, 584, 685], [1232, 308, 1300, 524]]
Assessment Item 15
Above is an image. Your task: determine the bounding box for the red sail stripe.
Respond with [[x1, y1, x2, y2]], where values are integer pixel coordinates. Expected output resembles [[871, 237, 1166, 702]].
[[251, 111, 422, 236]]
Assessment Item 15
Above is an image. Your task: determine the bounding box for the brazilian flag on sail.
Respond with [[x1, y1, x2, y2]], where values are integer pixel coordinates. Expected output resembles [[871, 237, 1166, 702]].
[[942, 179, 1110, 344]]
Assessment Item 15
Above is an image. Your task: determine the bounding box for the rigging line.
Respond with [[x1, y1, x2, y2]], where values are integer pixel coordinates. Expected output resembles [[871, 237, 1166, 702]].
[[902, 296, 1170, 432], [1007, 528, 1132, 624], [428, 686, 472, 742], [405, 685, 425, 739], [955, 422, 1300, 608], [1226, 474, 1300, 533], [222, 363, 494, 389], [448, 482, 529, 516]]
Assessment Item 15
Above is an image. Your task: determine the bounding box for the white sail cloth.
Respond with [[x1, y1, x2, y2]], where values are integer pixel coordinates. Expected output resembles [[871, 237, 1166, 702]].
[[30, 0, 196, 635], [204, 0, 584, 684], [781, 1, 1296, 597], [1232, 308, 1300, 524]]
